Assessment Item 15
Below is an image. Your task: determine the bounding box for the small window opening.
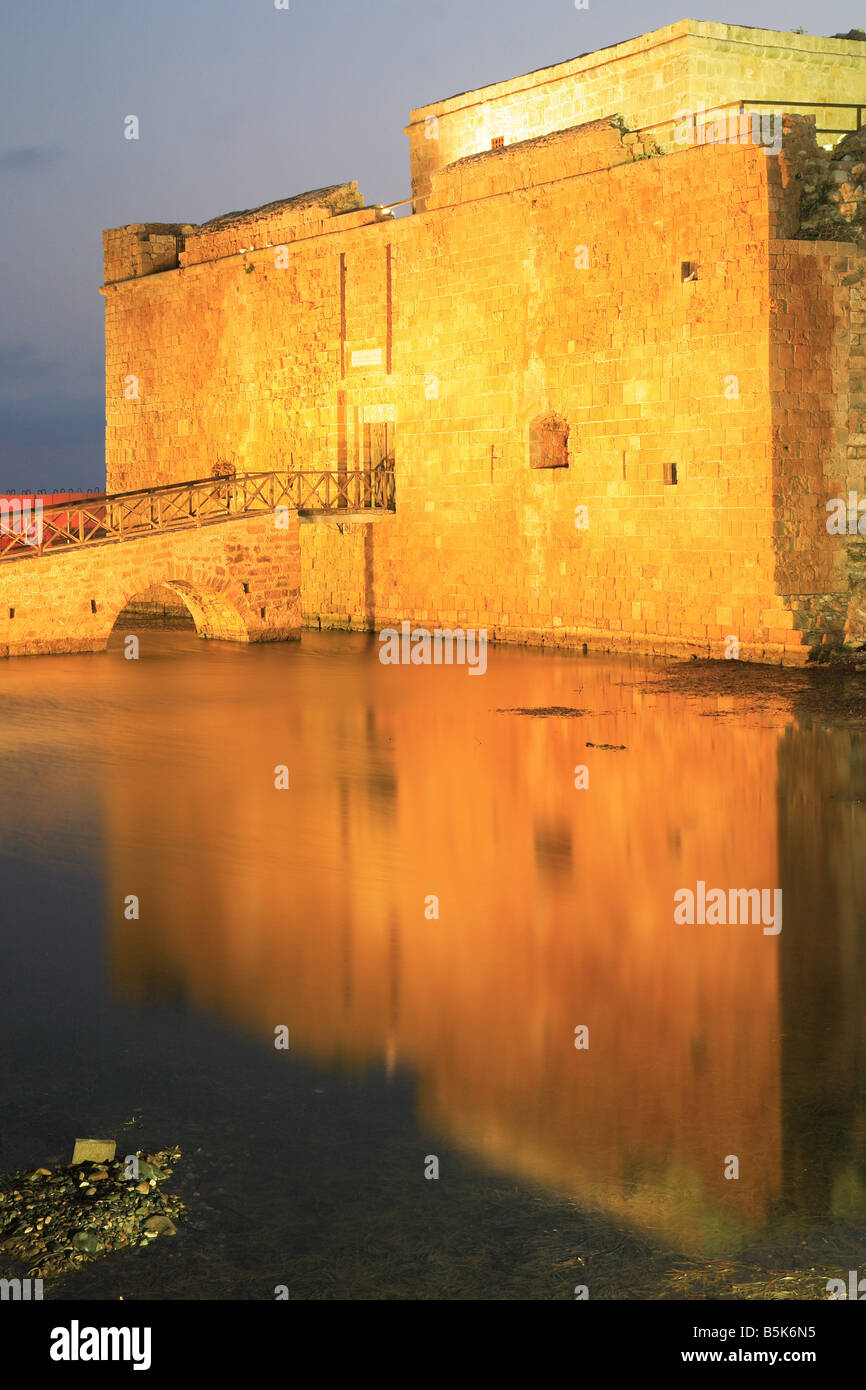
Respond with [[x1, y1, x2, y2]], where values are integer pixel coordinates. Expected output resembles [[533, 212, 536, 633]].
[[681, 261, 698, 282], [260, 607, 266, 619], [90, 599, 98, 613], [242, 582, 250, 594], [491, 136, 505, 150], [663, 463, 678, 485], [8, 607, 14, 619]]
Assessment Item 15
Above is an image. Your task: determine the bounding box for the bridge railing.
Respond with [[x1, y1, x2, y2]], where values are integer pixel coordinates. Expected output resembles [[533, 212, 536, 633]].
[[290, 463, 396, 512], [0, 465, 396, 561]]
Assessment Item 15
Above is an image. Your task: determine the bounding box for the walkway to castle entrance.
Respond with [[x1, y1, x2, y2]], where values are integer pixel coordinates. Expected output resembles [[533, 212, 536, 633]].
[[0, 466, 395, 658]]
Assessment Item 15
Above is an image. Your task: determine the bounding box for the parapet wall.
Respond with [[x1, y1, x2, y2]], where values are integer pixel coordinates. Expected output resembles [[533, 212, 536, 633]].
[[406, 22, 866, 208], [102, 185, 377, 287], [425, 118, 659, 208], [178, 184, 368, 267], [103, 225, 192, 285]]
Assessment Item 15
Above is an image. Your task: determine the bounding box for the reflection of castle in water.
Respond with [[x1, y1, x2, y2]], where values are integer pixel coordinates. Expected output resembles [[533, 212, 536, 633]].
[[101, 639, 866, 1254]]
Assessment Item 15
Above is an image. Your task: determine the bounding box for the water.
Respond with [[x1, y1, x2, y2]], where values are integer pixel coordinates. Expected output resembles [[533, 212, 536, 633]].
[[1, 630, 865, 1299]]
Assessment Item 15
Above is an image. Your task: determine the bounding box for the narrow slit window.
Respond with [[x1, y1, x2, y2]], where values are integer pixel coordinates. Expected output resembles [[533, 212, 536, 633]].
[[663, 463, 678, 486]]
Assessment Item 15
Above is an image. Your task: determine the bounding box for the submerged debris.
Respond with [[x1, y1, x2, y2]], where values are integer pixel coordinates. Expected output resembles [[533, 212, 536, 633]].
[[497, 706, 588, 717], [0, 1147, 184, 1282]]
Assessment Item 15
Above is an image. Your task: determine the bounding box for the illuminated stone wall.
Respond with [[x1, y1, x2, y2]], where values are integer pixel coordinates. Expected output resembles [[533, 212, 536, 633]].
[[101, 25, 866, 664]]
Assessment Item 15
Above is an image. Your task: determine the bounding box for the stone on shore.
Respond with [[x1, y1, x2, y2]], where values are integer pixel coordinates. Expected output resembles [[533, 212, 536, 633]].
[[71, 1139, 117, 1165]]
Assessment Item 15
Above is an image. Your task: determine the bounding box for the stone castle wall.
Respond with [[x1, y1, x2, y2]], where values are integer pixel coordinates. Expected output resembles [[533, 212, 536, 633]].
[[100, 26, 866, 664]]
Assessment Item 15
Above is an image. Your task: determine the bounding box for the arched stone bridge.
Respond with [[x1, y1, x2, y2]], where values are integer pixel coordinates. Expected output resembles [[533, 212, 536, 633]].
[[0, 468, 394, 658]]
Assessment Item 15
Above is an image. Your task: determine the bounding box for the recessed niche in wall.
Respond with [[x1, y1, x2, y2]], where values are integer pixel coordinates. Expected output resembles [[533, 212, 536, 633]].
[[529, 412, 570, 469], [663, 463, 678, 485]]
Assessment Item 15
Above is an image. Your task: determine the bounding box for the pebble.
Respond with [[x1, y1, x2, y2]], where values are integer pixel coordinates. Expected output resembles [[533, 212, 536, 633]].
[[143, 1216, 177, 1238], [71, 1231, 101, 1254], [0, 1146, 184, 1280]]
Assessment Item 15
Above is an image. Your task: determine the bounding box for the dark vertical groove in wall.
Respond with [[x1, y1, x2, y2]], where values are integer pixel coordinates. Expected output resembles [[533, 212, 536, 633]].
[[339, 253, 347, 379], [386, 244, 393, 375]]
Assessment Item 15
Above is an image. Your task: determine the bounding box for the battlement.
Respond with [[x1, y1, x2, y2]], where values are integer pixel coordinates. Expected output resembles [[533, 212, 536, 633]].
[[406, 20, 866, 207], [102, 224, 194, 285], [103, 184, 381, 284], [104, 21, 866, 281], [425, 117, 661, 209]]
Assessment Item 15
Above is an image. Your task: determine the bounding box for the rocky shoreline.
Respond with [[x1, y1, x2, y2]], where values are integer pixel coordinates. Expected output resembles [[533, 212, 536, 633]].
[[0, 1146, 184, 1283]]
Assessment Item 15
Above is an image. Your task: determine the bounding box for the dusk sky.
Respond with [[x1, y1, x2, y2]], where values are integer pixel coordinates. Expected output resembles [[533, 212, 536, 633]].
[[0, 0, 861, 491]]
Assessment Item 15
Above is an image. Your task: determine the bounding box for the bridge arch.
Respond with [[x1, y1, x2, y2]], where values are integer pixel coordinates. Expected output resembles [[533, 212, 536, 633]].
[[110, 577, 251, 643]]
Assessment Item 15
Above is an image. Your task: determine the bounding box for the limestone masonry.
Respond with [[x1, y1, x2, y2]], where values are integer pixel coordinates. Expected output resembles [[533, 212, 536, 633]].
[[99, 20, 866, 663]]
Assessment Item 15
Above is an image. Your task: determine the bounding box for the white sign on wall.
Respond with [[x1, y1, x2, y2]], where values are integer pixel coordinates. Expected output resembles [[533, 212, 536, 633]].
[[351, 348, 383, 368]]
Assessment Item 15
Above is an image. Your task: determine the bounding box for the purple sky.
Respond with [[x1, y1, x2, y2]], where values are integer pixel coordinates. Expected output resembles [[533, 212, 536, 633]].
[[0, 0, 861, 490]]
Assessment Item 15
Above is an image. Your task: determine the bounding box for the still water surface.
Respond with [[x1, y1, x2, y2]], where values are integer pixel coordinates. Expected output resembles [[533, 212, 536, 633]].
[[0, 630, 864, 1299]]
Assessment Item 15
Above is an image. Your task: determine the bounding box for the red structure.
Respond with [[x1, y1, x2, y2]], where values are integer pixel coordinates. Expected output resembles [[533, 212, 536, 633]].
[[0, 492, 103, 551]]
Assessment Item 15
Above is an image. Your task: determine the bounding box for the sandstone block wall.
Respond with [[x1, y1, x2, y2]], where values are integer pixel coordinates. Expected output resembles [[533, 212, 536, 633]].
[[103, 224, 193, 285], [768, 239, 866, 643], [101, 36, 866, 664]]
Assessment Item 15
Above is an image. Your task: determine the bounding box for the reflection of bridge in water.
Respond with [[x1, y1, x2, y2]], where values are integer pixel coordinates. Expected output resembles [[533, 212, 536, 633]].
[[0, 466, 395, 657], [82, 645, 866, 1258]]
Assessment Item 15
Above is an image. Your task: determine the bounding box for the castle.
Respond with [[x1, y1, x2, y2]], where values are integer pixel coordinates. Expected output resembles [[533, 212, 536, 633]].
[[101, 21, 866, 664]]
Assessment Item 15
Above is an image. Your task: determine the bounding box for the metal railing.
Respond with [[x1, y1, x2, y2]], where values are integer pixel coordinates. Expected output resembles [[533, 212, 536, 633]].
[[0, 465, 396, 561], [638, 99, 866, 144]]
